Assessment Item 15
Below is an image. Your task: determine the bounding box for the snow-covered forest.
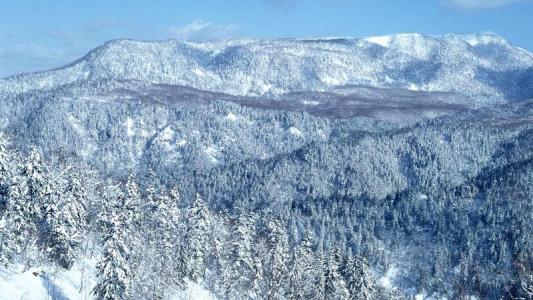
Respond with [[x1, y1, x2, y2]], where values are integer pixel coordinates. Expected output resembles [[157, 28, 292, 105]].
[[0, 96, 532, 299], [0, 132, 389, 299], [0, 34, 532, 299]]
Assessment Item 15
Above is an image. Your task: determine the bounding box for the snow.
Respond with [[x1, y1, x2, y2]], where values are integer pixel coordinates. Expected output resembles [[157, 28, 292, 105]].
[[170, 279, 215, 300], [413, 291, 453, 300], [68, 115, 84, 135], [379, 264, 399, 289], [256, 81, 273, 94], [301, 100, 320, 106], [192, 68, 206, 77], [205, 145, 221, 163], [0, 257, 97, 300], [415, 293, 426, 300], [318, 129, 327, 140], [2, 33, 530, 102], [124, 118, 152, 138], [160, 126, 174, 141], [457, 32, 507, 47], [408, 83, 420, 91], [0, 267, 48, 300], [68, 115, 96, 158], [0, 263, 214, 300], [321, 74, 345, 86], [125, 117, 135, 137], [365, 35, 392, 48], [225, 112, 238, 121], [176, 139, 188, 146], [289, 127, 303, 137]]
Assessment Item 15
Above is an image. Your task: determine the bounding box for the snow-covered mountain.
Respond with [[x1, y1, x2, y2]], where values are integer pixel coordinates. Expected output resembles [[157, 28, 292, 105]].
[[1, 32, 532, 102], [0, 33, 532, 299]]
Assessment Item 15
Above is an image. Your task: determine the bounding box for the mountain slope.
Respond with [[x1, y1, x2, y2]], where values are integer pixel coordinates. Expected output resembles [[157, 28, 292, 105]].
[[1, 33, 532, 103], [0, 33, 532, 299]]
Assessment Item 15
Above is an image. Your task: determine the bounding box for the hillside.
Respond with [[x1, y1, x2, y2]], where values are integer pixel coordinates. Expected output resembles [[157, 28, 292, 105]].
[[0, 33, 531, 299], [1, 33, 532, 102]]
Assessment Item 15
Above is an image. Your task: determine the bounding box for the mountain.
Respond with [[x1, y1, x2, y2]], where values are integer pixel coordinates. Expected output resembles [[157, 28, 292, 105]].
[[0, 33, 531, 299], [1, 33, 532, 103]]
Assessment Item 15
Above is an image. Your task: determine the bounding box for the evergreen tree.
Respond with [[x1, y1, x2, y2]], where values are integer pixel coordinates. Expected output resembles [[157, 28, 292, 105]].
[[0, 133, 13, 213], [264, 218, 289, 300], [23, 148, 57, 258], [323, 247, 349, 300], [124, 174, 143, 231], [0, 134, 15, 265], [93, 181, 132, 300], [0, 148, 45, 266], [313, 249, 326, 300], [67, 170, 90, 235], [344, 254, 377, 300], [45, 170, 89, 269], [225, 208, 257, 298], [166, 186, 187, 290], [183, 193, 211, 281], [208, 210, 231, 297], [0, 174, 35, 266], [23, 148, 49, 207], [287, 231, 316, 299], [146, 187, 182, 298]]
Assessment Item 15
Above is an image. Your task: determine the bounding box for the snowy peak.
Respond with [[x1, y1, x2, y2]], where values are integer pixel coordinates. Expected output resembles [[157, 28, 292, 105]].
[[364, 32, 510, 49], [1, 33, 532, 101], [455, 32, 509, 47]]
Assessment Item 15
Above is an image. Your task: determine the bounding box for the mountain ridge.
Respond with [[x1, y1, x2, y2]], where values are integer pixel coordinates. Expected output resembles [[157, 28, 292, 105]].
[[0, 32, 531, 299], [2, 32, 532, 103]]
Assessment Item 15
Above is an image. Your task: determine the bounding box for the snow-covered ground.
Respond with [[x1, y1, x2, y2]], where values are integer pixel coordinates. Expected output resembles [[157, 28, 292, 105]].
[[0, 261, 213, 300], [0, 259, 96, 300]]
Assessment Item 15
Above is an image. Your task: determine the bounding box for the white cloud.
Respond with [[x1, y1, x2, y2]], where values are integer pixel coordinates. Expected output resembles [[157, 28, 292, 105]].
[[443, 0, 532, 10], [168, 20, 240, 41]]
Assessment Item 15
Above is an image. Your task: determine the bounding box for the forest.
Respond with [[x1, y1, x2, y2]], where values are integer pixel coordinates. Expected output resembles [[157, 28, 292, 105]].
[[0, 99, 531, 299]]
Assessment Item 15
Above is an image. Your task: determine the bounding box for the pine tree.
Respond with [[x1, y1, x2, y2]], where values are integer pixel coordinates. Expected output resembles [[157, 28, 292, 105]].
[[66, 170, 90, 234], [251, 255, 264, 298], [0, 174, 35, 265], [144, 187, 182, 297], [183, 193, 211, 282], [313, 249, 326, 300], [124, 174, 143, 231], [23, 148, 53, 256], [122, 175, 145, 293], [225, 208, 257, 298], [208, 210, 231, 297], [344, 254, 377, 300], [168, 187, 187, 289], [157, 189, 181, 280], [0, 133, 15, 265], [45, 170, 89, 269], [174, 243, 188, 289], [0, 133, 13, 213], [93, 211, 131, 300], [0, 148, 44, 266], [93, 181, 132, 300], [265, 218, 289, 300], [168, 186, 185, 238], [287, 231, 316, 299], [142, 184, 159, 244], [24, 148, 49, 206], [324, 247, 349, 300]]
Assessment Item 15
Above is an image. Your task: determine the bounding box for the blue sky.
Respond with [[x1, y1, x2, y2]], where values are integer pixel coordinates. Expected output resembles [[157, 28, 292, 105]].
[[1, 0, 532, 77]]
